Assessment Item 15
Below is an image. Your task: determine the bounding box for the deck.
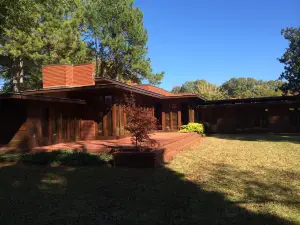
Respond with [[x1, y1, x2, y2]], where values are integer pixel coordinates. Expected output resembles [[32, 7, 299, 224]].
[[1, 132, 202, 162]]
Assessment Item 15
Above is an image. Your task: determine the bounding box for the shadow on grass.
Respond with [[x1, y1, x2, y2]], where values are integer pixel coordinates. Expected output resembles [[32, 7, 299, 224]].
[[212, 134, 300, 144], [0, 151, 111, 166], [205, 163, 300, 209], [0, 163, 297, 225]]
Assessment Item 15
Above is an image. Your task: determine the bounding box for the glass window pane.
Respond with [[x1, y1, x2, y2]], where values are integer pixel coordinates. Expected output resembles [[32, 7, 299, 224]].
[[165, 112, 170, 130], [172, 112, 178, 130], [107, 110, 112, 136], [98, 112, 104, 136]]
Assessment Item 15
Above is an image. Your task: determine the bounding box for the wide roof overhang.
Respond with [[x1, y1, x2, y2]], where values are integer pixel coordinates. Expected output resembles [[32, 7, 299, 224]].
[[22, 78, 205, 101], [0, 93, 86, 104]]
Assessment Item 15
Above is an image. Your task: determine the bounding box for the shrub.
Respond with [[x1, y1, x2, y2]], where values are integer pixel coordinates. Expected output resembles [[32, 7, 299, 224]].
[[202, 122, 211, 134], [179, 123, 204, 135], [0, 153, 22, 163], [0, 150, 112, 166]]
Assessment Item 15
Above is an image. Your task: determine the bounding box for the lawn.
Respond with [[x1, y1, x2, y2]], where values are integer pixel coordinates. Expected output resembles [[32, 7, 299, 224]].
[[0, 135, 299, 225]]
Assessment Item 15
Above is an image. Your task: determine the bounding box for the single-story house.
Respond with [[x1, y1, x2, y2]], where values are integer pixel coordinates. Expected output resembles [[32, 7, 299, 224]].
[[0, 63, 299, 150]]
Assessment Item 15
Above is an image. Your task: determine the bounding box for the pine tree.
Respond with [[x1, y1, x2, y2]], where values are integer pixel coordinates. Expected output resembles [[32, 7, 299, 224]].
[[0, 0, 88, 92], [83, 0, 164, 85], [278, 27, 300, 94]]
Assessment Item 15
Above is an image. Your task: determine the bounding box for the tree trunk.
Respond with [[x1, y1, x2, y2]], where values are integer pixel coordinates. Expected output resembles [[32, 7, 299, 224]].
[[95, 38, 99, 76], [99, 45, 105, 78], [11, 58, 24, 93]]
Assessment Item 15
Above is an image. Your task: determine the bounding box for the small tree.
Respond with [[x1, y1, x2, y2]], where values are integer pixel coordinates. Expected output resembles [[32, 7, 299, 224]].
[[123, 93, 157, 151]]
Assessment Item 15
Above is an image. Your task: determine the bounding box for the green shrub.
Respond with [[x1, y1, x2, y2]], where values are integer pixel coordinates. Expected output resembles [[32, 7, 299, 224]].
[[0, 153, 22, 163], [59, 152, 110, 166], [21, 151, 63, 165], [0, 150, 113, 166], [202, 122, 211, 134], [179, 123, 204, 135]]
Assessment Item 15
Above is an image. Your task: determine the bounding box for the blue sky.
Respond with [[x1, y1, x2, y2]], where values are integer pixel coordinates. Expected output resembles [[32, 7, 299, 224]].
[[135, 0, 299, 91]]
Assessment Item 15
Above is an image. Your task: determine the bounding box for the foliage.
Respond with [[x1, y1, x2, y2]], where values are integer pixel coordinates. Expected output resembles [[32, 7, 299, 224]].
[[179, 123, 204, 135], [171, 86, 181, 94], [202, 121, 211, 134], [0, 0, 163, 92], [221, 78, 284, 98], [172, 80, 227, 100], [278, 27, 300, 94], [172, 78, 284, 100], [123, 93, 157, 151], [0, 150, 112, 166], [79, 0, 163, 85], [0, 0, 89, 92]]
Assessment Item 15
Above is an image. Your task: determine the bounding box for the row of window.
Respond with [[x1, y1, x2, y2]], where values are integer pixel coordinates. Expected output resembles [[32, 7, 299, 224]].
[[165, 112, 179, 130], [202, 108, 300, 129], [97, 104, 126, 137], [41, 109, 80, 144]]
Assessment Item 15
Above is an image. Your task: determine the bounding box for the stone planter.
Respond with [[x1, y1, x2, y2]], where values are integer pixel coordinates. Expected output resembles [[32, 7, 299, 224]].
[[112, 149, 165, 168]]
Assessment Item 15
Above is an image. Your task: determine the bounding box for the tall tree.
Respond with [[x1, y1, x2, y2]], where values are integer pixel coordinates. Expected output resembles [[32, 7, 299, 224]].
[[278, 27, 300, 94], [83, 0, 164, 85], [0, 0, 88, 92]]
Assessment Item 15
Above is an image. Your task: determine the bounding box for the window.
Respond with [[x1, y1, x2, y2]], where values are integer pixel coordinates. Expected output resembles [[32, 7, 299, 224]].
[[172, 112, 178, 130], [290, 108, 298, 126], [261, 109, 268, 128], [105, 96, 113, 105], [107, 109, 113, 136], [116, 105, 120, 136], [98, 112, 104, 136], [51, 111, 60, 144], [75, 118, 80, 140], [41, 108, 49, 143], [195, 111, 201, 123], [120, 106, 125, 136], [61, 113, 68, 140], [165, 112, 170, 130], [70, 118, 75, 141]]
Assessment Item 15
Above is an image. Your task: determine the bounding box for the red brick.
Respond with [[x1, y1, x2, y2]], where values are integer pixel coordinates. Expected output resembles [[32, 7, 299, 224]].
[[42, 64, 95, 88]]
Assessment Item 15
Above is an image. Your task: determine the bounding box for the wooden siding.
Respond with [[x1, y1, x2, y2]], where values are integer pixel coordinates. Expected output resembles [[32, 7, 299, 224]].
[[197, 103, 300, 133]]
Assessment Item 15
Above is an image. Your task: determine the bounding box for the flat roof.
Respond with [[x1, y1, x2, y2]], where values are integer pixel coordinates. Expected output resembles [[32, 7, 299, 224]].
[[198, 95, 300, 107], [22, 78, 206, 100], [0, 93, 86, 104]]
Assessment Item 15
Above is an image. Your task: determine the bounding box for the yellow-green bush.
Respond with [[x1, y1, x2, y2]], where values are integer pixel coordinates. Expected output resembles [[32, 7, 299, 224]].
[[179, 123, 204, 135]]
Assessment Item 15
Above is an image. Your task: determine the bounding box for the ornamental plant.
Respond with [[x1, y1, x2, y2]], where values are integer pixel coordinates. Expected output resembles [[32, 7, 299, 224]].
[[123, 93, 158, 151], [179, 123, 204, 135]]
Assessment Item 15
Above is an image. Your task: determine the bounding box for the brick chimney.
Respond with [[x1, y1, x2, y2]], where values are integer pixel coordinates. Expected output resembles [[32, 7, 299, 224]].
[[42, 64, 95, 88]]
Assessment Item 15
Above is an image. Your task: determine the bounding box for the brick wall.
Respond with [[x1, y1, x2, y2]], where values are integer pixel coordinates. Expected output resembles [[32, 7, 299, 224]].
[[43, 64, 95, 88], [73, 64, 95, 86]]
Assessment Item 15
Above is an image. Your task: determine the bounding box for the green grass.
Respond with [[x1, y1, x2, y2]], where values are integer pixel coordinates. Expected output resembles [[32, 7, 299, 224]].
[[170, 135, 300, 224], [0, 135, 299, 225]]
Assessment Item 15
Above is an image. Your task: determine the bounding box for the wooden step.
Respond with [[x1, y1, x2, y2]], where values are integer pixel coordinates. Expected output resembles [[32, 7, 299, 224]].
[[162, 133, 202, 162]]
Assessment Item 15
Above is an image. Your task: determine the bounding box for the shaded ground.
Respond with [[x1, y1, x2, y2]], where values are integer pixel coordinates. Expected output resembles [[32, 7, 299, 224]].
[[0, 134, 299, 224]]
